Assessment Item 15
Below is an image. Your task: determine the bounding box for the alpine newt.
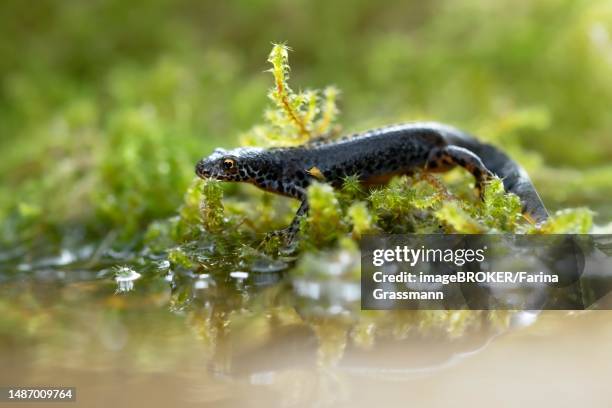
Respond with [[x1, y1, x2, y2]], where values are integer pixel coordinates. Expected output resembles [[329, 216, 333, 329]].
[[195, 122, 548, 243]]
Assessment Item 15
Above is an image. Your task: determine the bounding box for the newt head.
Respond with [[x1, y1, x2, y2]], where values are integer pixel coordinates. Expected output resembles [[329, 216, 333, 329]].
[[195, 146, 265, 182]]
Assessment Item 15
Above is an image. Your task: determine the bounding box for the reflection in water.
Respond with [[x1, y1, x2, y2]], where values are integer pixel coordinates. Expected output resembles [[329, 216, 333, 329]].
[[0, 244, 611, 407]]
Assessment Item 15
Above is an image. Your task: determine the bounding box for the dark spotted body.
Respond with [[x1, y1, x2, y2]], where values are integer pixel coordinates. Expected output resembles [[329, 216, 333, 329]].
[[196, 122, 548, 244]]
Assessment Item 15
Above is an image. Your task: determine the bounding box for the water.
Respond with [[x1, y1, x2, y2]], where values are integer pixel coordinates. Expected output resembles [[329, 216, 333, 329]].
[[1, 246, 611, 407]]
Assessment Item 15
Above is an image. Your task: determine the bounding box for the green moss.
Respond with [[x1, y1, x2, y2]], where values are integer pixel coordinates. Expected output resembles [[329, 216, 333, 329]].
[[303, 182, 347, 247], [340, 175, 367, 201], [240, 43, 340, 148], [167, 247, 194, 269], [481, 178, 523, 231], [538, 208, 593, 234], [346, 201, 374, 239], [199, 180, 226, 233], [436, 202, 486, 234]]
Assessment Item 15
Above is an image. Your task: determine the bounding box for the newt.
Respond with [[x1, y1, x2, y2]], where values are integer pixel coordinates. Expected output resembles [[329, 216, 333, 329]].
[[195, 122, 548, 244]]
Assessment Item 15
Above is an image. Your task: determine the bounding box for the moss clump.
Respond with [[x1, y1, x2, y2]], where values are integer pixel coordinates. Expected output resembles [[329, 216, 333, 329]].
[[537, 208, 593, 234], [346, 201, 374, 239], [199, 180, 225, 233], [304, 182, 347, 247], [435, 202, 486, 234]]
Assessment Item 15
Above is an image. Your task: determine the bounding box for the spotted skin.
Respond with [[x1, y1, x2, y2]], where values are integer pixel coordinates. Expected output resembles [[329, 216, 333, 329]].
[[195, 122, 548, 245]]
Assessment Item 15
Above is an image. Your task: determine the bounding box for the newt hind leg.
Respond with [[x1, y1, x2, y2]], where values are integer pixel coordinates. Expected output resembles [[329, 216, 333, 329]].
[[425, 145, 494, 198]]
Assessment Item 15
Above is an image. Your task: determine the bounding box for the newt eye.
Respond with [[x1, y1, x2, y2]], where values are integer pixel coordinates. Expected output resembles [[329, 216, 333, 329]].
[[222, 159, 236, 170]]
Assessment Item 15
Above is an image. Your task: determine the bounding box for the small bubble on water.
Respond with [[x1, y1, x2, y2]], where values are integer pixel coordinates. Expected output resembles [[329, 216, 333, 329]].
[[114, 266, 141, 293], [194, 279, 209, 289]]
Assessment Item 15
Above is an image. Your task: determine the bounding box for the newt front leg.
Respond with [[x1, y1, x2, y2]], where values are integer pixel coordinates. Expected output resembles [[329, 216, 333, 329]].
[[265, 197, 308, 247]]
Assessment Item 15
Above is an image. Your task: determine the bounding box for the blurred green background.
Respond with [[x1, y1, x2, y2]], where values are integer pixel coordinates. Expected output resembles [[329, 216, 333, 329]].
[[2, 0, 612, 246]]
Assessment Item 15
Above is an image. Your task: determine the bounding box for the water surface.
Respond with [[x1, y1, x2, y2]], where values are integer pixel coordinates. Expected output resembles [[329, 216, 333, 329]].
[[1, 246, 610, 407]]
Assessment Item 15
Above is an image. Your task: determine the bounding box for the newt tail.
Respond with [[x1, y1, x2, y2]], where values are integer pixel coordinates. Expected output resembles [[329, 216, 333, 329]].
[[439, 127, 548, 223], [195, 122, 548, 244]]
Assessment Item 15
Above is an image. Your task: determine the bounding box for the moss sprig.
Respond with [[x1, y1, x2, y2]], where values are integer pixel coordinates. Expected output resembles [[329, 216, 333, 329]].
[[241, 43, 340, 147], [200, 180, 225, 233]]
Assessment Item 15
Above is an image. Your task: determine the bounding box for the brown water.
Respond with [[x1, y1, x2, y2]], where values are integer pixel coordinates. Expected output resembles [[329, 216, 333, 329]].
[[1, 249, 611, 408]]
